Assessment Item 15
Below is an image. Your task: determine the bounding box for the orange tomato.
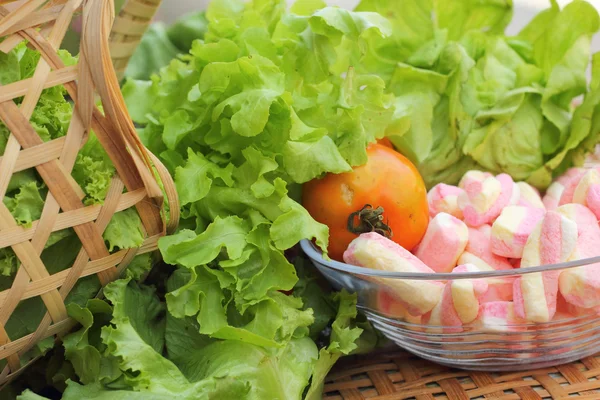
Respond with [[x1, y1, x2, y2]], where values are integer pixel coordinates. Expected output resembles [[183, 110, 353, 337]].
[[377, 137, 394, 149], [303, 144, 429, 261]]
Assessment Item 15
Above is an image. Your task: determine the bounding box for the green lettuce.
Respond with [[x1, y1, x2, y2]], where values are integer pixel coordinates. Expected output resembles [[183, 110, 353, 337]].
[[356, 0, 600, 188], [12, 271, 368, 400], [124, 23, 181, 81], [112, 0, 395, 399], [120, 0, 389, 360], [3, 181, 45, 227], [124, 12, 209, 81], [167, 11, 209, 53]]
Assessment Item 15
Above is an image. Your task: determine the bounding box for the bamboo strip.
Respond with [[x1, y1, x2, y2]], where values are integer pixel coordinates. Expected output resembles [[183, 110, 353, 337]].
[[0, 66, 78, 103], [0, 189, 146, 249]]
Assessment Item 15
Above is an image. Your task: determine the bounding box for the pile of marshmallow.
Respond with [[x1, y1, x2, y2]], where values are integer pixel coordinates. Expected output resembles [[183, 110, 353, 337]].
[[343, 168, 600, 331]]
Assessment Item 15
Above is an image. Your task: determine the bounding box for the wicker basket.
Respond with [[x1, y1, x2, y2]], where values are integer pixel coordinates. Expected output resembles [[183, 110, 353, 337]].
[[0, 0, 176, 384], [324, 349, 600, 399], [109, 0, 161, 80]]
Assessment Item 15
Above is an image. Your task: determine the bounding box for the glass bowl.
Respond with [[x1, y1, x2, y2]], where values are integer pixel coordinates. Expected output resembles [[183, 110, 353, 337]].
[[300, 239, 600, 371]]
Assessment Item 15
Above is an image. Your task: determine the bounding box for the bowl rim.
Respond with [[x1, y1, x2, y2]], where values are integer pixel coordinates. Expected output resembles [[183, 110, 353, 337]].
[[300, 239, 600, 280]]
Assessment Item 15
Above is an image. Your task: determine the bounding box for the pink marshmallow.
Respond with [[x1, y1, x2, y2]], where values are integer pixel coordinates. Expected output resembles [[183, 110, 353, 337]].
[[458, 172, 519, 227], [344, 233, 444, 315], [459, 225, 514, 271], [460, 258, 515, 303], [556, 203, 599, 231], [517, 182, 545, 210], [557, 293, 600, 318], [414, 213, 469, 273], [572, 169, 600, 220], [490, 206, 546, 258], [558, 169, 587, 205], [572, 169, 600, 204], [559, 302, 600, 318], [475, 301, 525, 332], [555, 293, 597, 318], [427, 184, 464, 219], [543, 182, 565, 211], [373, 288, 422, 324], [425, 264, 488, 332], [459, 171, 494, 184], [587, 185, 600, 220], [557, 204, 600, 309], [479, 277, 514, 303], [557, 167, 587, 185], [513, 211, 578, 323]]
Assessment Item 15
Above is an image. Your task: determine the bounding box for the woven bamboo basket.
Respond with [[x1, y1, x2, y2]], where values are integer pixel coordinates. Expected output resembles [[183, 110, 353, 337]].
[[109, 0, 161, 80], [324, 349, 600, 399], [0, 0, 176, 385]]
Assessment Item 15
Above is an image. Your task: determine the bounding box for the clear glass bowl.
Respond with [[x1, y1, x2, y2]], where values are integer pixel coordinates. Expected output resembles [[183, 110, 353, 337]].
[[301, 239, 600, 371]]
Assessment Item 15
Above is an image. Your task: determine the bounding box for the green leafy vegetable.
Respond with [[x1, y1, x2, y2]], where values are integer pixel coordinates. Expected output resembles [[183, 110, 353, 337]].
[[3, 181, 45, 227], [11, 269, 371, 399], [103, 209, 145, 252], [167, 11, 209, 53], [124, 23, 181, 81], [124, 12, 209, 82], [16, 2, 387, 397], [356, 0, 600, 188]]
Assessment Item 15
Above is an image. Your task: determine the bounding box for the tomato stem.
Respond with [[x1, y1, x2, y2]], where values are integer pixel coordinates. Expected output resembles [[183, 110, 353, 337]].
[[347, 204, 393, 238]]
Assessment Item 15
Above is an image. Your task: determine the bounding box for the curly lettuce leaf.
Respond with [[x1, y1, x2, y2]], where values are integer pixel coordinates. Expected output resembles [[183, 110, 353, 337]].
[[0, 248, 18, 277], [354, 0, 434, 68], [163, 233, 312, 348], [165, 269, 318, 398], [0, 45, 73, 153], [123, 253, 154, 281], [72, 154, 114, 206], [159, 216, 248, 268], [167, 11, 209, 53], [177, 338, 318, 400], [436, 0, 513, 41], [63, 300, 116, 385], [103, 209, 145, 252], [14, 259, 372, 399], [529, 52, 600, 187], [113, 0, 397, 398], [354, 0, 600, 188], [12, 264, 370, 400], [98, 280, 193, 394], [61, 280, 231, 398], [3, 181, 45, 227], [174, 149, 234, 205]]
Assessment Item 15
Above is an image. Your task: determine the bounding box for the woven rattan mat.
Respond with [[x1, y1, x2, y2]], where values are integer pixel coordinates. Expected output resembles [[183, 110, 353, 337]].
[[323, 349, 600, 399]]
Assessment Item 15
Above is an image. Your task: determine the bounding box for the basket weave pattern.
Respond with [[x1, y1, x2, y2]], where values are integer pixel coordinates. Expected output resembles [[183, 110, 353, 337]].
[[324, 350, 600, 399], [0, 0, 174, 383], [109, 0, 161, 80]]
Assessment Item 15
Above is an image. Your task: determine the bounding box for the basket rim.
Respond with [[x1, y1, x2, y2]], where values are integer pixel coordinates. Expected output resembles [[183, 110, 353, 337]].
[[300, 239, 600, 280]]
